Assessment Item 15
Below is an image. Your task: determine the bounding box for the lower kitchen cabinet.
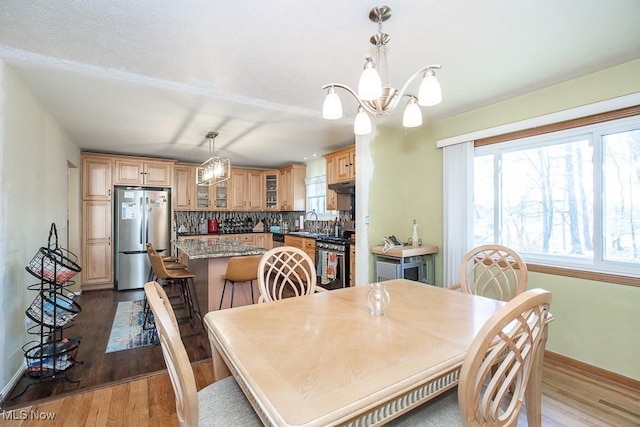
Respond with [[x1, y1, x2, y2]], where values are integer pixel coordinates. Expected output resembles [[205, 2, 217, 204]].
[[284, 235, 316, 260]]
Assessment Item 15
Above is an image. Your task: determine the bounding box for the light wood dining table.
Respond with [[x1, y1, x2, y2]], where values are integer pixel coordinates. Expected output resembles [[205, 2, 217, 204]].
[[203, 279, 541, 426]]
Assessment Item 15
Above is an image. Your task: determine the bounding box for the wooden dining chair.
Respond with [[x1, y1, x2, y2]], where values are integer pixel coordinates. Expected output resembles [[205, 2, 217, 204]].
[[459, 244, 528, 301], [386, 288, 552, 426], [257, 246, 319, 303], [144, 281, 261, 427], [219, 255, 262, 309]]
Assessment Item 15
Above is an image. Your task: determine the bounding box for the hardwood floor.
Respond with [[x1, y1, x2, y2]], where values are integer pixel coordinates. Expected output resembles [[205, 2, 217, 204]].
[[2, 287, 211, 410], [2, 359, 639, 426], [2, 289, 638, 425]]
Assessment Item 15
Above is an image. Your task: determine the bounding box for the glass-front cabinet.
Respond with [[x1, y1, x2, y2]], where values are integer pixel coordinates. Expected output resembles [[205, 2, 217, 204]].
[[213, 180, 229, 209], [195, 166, 229, 210], [264, 170, 279, 210]]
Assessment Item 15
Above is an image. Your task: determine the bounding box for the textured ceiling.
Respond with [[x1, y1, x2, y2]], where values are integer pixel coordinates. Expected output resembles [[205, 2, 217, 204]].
[[1, 1, 639, 168]]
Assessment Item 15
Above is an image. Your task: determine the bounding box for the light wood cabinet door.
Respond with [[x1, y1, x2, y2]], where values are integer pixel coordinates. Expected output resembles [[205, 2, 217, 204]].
[[231, 169, 248, 210], [82, 155, 113, 200], [231, 169, 263, 211], [144, 161, 173, 186], [284, 235, 316, 260], [173, 165, 193, 210], [325, 145, 355, 184], [335, 147, 355, 182], [278, 165, 306, 211], [115, 159, 173, 186], [248, 171, 263, 210], [82, 201, 113, 285], [255, 233, 272, 249], [325, 156, 337, 210]]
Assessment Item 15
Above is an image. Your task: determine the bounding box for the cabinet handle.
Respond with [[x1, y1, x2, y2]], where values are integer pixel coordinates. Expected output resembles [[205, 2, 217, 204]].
[[108, 236, 111, 246], [108, 189, 111, 198]]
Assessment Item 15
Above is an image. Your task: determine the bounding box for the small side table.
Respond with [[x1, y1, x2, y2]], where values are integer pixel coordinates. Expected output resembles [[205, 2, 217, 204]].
[[371, 245, 439, 285]]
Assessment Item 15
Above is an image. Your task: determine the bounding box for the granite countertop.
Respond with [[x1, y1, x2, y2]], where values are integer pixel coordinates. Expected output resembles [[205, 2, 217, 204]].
[[173, 236, 267, 259]]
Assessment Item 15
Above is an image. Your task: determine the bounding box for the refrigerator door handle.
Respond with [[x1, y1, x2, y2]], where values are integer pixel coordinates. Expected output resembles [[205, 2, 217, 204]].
[[145, 196, 150, 243], [139, 196, 144, 245]]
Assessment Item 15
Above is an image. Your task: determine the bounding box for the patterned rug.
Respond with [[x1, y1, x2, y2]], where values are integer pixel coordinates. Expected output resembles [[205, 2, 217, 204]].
[[105, 300, 158, 353]]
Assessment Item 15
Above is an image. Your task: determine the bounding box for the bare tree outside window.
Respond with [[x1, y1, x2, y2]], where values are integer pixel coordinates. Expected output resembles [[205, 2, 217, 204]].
[[473, 117, 640, 275]]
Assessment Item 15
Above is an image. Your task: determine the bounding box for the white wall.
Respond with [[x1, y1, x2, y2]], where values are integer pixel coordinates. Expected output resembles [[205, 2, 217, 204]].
[[0, 61, 81, 399]]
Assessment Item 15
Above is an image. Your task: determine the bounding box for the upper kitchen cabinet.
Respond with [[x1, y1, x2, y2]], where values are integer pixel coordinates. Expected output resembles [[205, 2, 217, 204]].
[[325, 145, 355, 184], [231, 168, 263, 211], [173, 164, 194, 210], [263, 170, 279, 210], [325, 156, 337, 211], [279, 164, 306, 211], [114, 158, 175, 187], [82, 153, 113, 200]]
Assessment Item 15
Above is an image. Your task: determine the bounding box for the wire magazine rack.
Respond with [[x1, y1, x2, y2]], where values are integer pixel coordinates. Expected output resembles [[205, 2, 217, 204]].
[[14, 223, 83, 399]]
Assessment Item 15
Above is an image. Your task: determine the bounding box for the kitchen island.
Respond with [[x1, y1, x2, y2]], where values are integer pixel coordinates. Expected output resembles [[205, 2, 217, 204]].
[[173, 236, 267, 312]]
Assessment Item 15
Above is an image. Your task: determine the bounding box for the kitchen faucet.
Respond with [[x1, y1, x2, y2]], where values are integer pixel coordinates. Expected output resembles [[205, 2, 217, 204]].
[[305, 210, 318, 233]]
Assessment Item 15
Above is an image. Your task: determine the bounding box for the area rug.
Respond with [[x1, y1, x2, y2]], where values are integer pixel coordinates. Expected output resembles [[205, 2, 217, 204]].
[[105, 300, 158, 353]]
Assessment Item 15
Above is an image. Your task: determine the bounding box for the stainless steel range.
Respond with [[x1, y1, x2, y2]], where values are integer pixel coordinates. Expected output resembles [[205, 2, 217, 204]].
[[315, 236, 350, 291]]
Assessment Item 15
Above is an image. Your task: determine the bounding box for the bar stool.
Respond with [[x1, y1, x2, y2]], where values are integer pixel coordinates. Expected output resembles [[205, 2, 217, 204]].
[[219, 255, 262, 310], [148, 252, 202, 329], [146, 242, 186, 282]]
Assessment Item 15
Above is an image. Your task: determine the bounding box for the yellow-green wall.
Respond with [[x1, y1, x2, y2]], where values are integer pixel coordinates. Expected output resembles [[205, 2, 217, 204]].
[[366, 58, 640, 380]]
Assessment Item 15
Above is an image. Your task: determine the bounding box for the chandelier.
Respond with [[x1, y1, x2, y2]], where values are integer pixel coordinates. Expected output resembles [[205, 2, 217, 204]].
[[196, 131, 230, 186], [322, 5, 442, 135]]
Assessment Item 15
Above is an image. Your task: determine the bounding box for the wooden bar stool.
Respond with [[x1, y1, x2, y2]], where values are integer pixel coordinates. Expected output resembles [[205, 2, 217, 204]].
[[219, 255, 262, 310]]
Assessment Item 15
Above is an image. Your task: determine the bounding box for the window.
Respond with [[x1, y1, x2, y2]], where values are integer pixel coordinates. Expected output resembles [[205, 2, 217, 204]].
[[473, 115, 640, 277], [305, 175, 338, 220]]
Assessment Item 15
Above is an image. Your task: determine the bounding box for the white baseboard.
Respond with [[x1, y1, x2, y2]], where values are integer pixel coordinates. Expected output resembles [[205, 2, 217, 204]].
[[0, 362, 27, 407]]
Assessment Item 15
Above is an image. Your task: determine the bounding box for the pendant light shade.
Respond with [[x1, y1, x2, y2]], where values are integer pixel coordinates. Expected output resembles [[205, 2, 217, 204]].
[[402, 97, 422, 127], [358, 57, 382, 101], [322, 87, 343, 120], [354, 107, 372, 135], [322, 6, 443, 133], [418, 68, 442, 107], [196, 131, 230, 186]]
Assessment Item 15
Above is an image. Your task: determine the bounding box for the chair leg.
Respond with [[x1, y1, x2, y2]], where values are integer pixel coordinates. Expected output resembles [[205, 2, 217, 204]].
[[186, 277, 202, 321], [250, 280, 255, 304], [230, 281, 236, 308], [219, 280, 228, 310]]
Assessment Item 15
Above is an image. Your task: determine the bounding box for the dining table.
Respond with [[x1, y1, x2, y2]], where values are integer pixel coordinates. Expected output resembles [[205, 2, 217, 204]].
[[203, 279, 545, 426]]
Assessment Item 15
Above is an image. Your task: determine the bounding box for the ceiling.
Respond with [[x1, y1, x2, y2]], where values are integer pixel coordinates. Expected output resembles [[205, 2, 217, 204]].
[[1, 1, 639, 169]]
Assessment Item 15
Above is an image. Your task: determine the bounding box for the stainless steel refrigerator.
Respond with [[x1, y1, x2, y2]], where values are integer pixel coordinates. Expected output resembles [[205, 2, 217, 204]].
[[114, 187, 171, 290]]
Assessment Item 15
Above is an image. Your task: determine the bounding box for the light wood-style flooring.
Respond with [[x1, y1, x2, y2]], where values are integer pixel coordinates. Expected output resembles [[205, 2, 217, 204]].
[[3, 357, 639, 426]]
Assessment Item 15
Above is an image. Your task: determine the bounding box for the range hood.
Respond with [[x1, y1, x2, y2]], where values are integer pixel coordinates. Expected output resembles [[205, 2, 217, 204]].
[[328, 180, 355, 194]]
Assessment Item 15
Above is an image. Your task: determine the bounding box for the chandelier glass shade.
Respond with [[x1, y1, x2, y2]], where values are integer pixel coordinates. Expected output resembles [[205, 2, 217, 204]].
[[196, 131, 230, 186], [322, 5, 442, 135]]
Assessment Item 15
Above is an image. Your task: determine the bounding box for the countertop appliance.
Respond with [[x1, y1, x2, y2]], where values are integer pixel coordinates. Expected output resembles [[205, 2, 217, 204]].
[[114, 187, 171, 290]]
